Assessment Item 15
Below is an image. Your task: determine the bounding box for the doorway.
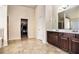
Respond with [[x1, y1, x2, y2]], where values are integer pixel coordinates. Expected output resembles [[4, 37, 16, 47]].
[[21, 19, 28, 39]]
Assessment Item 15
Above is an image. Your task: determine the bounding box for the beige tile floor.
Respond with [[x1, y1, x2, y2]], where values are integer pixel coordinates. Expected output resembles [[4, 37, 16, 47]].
[[0, 38, 68, 54]]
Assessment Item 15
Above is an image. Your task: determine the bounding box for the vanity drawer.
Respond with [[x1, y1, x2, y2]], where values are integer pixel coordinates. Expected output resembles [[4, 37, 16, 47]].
[[59, 33, 75, 38], [75, 34, 79, 39]]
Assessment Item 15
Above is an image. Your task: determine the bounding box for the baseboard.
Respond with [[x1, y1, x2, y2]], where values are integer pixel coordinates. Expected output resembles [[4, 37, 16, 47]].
[[9, 39, 21, 41], [9, 37, 21, 40]]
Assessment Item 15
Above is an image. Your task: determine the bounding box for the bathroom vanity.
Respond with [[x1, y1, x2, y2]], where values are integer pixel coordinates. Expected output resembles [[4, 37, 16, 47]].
[[47, 6, 79, 54], [47, 30, 79, 54]]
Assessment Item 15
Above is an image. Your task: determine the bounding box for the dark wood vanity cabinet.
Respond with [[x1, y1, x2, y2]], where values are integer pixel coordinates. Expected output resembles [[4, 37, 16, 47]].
[[47, 31, 59, 47], [59, 34, 69, 52], [70, 35, 79, 54], [47, 31, 79, 54], [60, 38, 69, 52], [47, 31, 69, 51], [71, 39, 79, 54], [59, 33, 75, 52]]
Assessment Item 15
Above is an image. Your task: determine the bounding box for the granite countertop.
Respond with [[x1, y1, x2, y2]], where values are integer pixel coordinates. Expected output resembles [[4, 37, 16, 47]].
[[47, 29, 79, 34]]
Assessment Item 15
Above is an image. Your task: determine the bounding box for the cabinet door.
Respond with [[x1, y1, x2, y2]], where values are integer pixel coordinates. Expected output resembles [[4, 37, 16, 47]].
[[47, 32, 53, 44], [60, 37, 69, 52], [47, 31, 59, 47], [71, 39, 79, 54], [52, 34, 59, 46]]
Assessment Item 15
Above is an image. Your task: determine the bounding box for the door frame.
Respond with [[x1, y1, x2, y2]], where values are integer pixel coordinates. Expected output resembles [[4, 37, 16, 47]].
[[21, 18, 28, 38]]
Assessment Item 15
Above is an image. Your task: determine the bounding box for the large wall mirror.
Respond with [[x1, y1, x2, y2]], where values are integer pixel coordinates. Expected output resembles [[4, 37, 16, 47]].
[[58, 6, 79, 30]]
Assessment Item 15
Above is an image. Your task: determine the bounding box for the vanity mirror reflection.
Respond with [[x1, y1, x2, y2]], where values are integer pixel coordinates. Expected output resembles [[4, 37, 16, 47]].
[[58, 5, 79, 31]]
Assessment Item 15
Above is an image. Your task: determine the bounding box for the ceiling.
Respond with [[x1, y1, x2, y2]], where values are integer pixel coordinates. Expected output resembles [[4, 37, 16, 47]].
[[59, 6, 79, 19], [65, 6, 79, 19]]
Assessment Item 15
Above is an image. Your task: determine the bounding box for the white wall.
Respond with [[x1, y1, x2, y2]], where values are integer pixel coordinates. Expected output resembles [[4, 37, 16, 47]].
[[0, 7, 4, 29], [45, 5, 58, 29], [0, 5, 8, 47], [45, 5, 53, 29], [8, 5, 59, 43], [0, 6, 4, 38], [35, 6, 46, 43], [3, 5, 8, 46], [52, 6, 58, 29], [35, 5, 59, 43], [8, 6, 36, 40]]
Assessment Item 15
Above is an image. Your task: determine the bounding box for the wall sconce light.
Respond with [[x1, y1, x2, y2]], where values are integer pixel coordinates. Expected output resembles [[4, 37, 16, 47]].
[[62, 5, 69, 9]]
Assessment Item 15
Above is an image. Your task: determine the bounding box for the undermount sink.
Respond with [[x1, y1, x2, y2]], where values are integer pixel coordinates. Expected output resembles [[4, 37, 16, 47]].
[[52, 29, 58, 31], [72, 30, 78, 32], [58, 29, 69, 32]]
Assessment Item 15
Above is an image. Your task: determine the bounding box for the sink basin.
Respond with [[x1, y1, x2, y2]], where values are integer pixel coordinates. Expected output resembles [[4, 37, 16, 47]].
[[49, 29, 58, 31], [72, 30, 78, 32]]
